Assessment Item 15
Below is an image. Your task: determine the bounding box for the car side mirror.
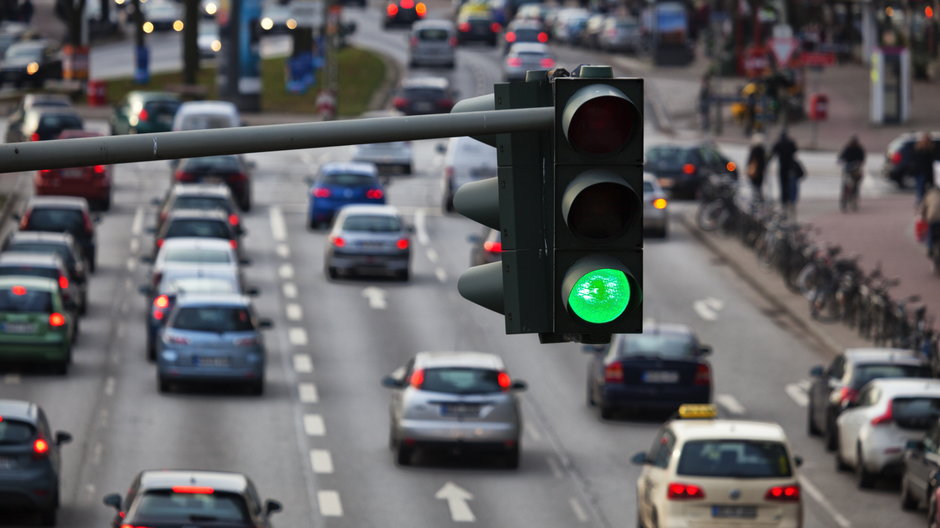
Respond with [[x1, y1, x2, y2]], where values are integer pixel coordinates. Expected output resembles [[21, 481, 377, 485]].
[[102, 493, 122, 510], [381, 374, 404, 389], [436, 143, 447, 154], [809, 365, 824, 377], [138, 285, 153, 296], [630, 452, 650, 465], [698, 345, 712, 356], [246, 286, 260, 296], [794, 455, 803, 467], [55, 431, 72, 445], [264, 499, 282, 516], [511, 380, 527, 391], [258, 318, 273, 329]]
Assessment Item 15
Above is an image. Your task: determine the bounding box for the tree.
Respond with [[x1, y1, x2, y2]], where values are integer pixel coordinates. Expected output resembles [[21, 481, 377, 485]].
[[54, 0, 87, 46]]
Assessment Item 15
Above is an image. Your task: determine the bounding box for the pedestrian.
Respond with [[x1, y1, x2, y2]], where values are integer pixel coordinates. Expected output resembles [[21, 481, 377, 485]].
[[912, 132, 936, 205], [919, 185, 940, 253], [745, 133, 767, 202], [697, 72, 712, 132], [769, 129, 799, 215]]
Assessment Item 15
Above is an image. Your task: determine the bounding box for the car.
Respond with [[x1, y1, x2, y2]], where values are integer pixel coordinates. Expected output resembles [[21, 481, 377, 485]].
[[0, 252, 85, 316], [156, 292, 272, 394], [103, 469, 282, 528], [502, 42, 556, 82], [259, 2, 296, 34], [392, 76, 456, 115], [881, 131, 940, 188], [5, 107, 83, 143], [0, 21, 33, 58], [152, 209, 243, 260], [0, 399, 72, 525], [0, 276, 75, 374], [172, 100, 241, 132], [644, 141, 739, 200], [2, 232, 89, 304], [154, 183, 244, 237], [899, 417, 940, 513], [836, 378, 940, 488], [381, 350, 527, 467], [149, 237, 246, 291], [0, 39, 62, 89], [578, 13, 606, 48], [142, 0, 183, 31], [468, 227, 501, 266], [34, 129, 113, 210], [632, 404, 803, 528], [585, 323, 712, 419], [456, 13, 500, 46], [501, 19, 549, 54], [198, 21, 222, 58], [550, 7, 589, 44], [324, 204, 411, 280], [7, 94, 72, 140], [441, 135, 497, 213], [644, 171, 669, 238], [109, 90, 182, 135], [598, 16, 642, 53], [807, 347, 930, 451], [383, 0, 427, 28], [408, 19, 456, 68], [17, 196, 98, 272], [172, 155, 254, 211], [352, 142, 413, 175], [306, 161, 386, 229]]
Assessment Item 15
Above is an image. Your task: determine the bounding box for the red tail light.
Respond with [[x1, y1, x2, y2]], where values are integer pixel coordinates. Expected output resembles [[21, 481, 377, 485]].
[[138, 108, 149, 122], [871, 401, 893, 425], [410, 368, 424, 388], [156, 239, 165, 248], [152, 308, 166, 321], [537, 32, 548, 42], [230, 172, 247, 182], [400, 0, 413, 8], [891, 152, 902, 164], [386, 4, 398, 16], [366, 189, 384, 200], [30, 132, 40, 141], [330, 236, 346, 247], [505, 31, 517, 42], [694, 364, 711, 386], [228, 213, 239, 226], [437, 98, 454, 109], [540, 57, 555, 68], [667, 483, 705, 500], [393, 96, 407, 109], [11, 285, 26, 296], [483, 240, 502, 253], [490, 22, 501, 32], [837, 387, 859, 405], [459, 22, 470, 32], [171, 486, 214, 494], [313, 188, 331, 198], [396, 238, 409, 250], [682, 163, 696, 175], [93, 165, 106, 175], [38, 169, 52, 176], [415, 2, 426, 16], [604, 361, 624, 383], [765, 485, 800, 501], [154, 295, 170, 309], [726, 162, 737, 172], [174, 170, 195, 182], [120, 524, 154, 528], [229, 239, 238, 250], [33, 438, 50, 455], [497, 371, 511, 390], [58, 275, 69, 290], [506, 57, 522, 67], [48, 313, 66, 327]]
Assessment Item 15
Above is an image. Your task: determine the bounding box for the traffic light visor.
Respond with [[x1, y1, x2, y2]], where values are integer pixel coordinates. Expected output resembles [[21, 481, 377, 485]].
[[562, 256, 638, 324], [562, 85, 639, 155]]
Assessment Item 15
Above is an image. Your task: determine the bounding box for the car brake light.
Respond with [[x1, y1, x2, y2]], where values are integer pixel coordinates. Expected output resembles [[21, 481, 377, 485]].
[[459, 22, 470, 32], [483, 240, 502, 253], [449, 36, 457, 47], [58, 275, 69, 289], [538, 32, 548, 42], [138, 108, 149, 122], [505, 31, 516, 42], [393, 96, 407, 109], [653, 198, 667, 209], [166, 335, 190, 345], [231, 172, 247, 182], [410, 368, 424, 388], [174, 170, 194, 182], [330, 236, 346, 247], [437, 98, 454, 109], [156, 239, 165, 248], [694, 364, 711, 386], [765, 484, 800, 501], [726, 161, 737, 172], [171, 486, 214, 494], [30, 132, 40, 141], [120, 525, 153, 528], [386, 4, 398, 16], [152, 308, 166, 321], [507, 57, 522, 67], [11, 285, 26, 295], [228, 213, 239, 226], [39, 169, 52, 176], [415, 2, 426, 16], [667, 483, 705, 500], [313, 188, 331, 198], [229, 239, 238, 250], [33, 438, 50, 455], [154, 295, 170, 309], [490, 22, 501, 32], [837, 387, 858, 404], [49, 313, 66, 327], [396, 238, 409, 250], [540, 57, 555, 68], [497, 371, 511, 390], [871, 400, 893, 425], [604, 361, 624, 382], [93, 165, 106, 174], [366, 189, 384, 200], [682, 163, 696, 175], [891, 152, 902, 164]]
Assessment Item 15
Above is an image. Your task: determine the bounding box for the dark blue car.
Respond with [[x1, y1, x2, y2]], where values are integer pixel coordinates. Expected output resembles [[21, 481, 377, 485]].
[[586, 323, 712, 419], [307, 161, 386, 229]]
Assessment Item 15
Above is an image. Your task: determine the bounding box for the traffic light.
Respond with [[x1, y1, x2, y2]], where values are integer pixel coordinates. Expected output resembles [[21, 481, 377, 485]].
[[551, 66, 643, 343]]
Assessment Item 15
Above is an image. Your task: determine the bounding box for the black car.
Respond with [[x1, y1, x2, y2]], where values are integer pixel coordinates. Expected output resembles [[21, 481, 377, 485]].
[[17, 196, 98, 273], [807, 347, 931, 451], [585, 323, 712, 419], [383, 0, 426, 28], [644, 141, 738, 200], [5, 107, 83, 143], [901, 418, 940, 512], [392, 77, 456, 116], [6, 94, 72, 141], [2, 232, 89, 304], [172, 155, 254, 211], [501, 19, 549, 53], [468, 227, 501, 266], [0, 39, 62, 89], [456, 14, 500, 46], [882, 131, 940, 188]]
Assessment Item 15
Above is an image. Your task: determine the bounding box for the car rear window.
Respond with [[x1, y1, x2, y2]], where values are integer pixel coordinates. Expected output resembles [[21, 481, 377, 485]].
[[6, 243, 76, 269], [38, 114, 83, 132], [181, 156, 241, 172], [514, 28, 541, 40], [404, 87, 445, 99], [417, 28, 450, 40], [179, 114, 235, 130], [646, 146, 693, 169], [162, 247, 232, 263], [171, 306, 254, 332], [166, 220, 230, 239], [323, 172, 376, 187], [892, 397, 940, 430], [173, 196, 231, 212], [133, 489, 250, 522], [851, 363, 931, 388], [677, 440, 792, 478], [0, 265, 58, 280], [342, 214, 401, 232], [25, 208, 85, 234], [617, 334, 696, 359], [421, 367, 505, 394], [169, 278, 238, 295], [643, 181, 654, 193], [144, 100, 181, 117], [0, 287, 53, 312], [0, 419, 34, 444]]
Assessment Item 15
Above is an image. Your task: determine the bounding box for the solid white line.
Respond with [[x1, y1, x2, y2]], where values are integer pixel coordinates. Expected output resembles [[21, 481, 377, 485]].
[[546, 456, 563, 479], [716, 394, 746, 415], [129, 238, 140, 255], [282, 282, 298, 299], [800, 477, 851, 528], [525, 424, 543, 442], [317, 490, 343, 517], [131, 206, 144, 236], [569, 498, 589, 523], [304, 414, 325, 436], [299, 382, 319, 403], [415, 208, 430, 245], [269, 205, 287, 242], [286, 303, 303, 321], [288, 327, 308, 346], [310, 449, 334, 473], [427, 248, 439, 263], [3, 374, 20, 384], [786, 383, 810, 408], [293, 354, 313, 373], [278, 263, 295, 280], [276, 243, 290, 258], [104, 376, 115, 397], [435, 268, 447, 283]]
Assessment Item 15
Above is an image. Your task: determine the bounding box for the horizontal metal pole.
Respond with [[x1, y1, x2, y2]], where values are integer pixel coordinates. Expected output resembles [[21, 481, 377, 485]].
[[0, 107, 554, 174]]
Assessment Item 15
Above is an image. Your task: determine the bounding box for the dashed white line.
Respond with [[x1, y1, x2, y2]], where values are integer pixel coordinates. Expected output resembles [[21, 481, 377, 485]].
[[282, 282, 298, 299], [269, 205, 287, 242], [786, 383, 809, 408], [85, 483, 96, 496], [278, 263, 295, 279], [310, 449, 334, 473], [546, 456, 563, 479], [91, 441, 103, 465], [415, 208, 429, 245], [716, 394, 746, 416], [131, 206, 144, 236], [800, 477, 851, 528], [435, 268, 447, 283], [276, 243, 290, 258], [427, 248, 439, 263], [129, 238, 140, 254], [286, 303, 303, 321], [126, 258, 136, 272], [288, 328, 308, 346], [317, 490, 343, 517], [304, 414, 325, 436], [569, 497, 589, 523], [293, 354, 313, 373], [526, 424, 543, 442], [104, 376, 115, 397], [299, 382, 319, 403], [3, 373, 20, 384]]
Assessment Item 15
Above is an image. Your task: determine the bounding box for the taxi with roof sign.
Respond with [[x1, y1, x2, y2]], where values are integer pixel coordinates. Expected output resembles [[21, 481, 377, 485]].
[[631, 404, 803, 527], [0, 276, 74, 374]]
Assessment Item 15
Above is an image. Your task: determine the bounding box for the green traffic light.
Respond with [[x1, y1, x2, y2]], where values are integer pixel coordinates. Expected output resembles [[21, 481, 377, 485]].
[[568, 267, 630, 324]]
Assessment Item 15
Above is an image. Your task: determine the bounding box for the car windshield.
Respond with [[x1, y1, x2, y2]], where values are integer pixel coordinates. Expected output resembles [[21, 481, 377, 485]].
[[323, 172, 376, 187], [5, 45, 40, 60], [0, 287, 53, 312], [0, 419, 33, 444], [182, 156, 241, 172], [170, 278, 238, 295], [173, 196, 231, 212], [25, 208, 85, 235], [162, 247, 232, 263], [342, 214, 401, 232], [166, 220, 230, 238], [892, 397, 940, 430], [646, 146, 693, 169], [6, 243, 75, 268], [421, 367, 505, 394], [851, 363, 931, 388], [617, 334, 695, 359], [0, 265, 57, 280], [171, 306, 254, 332], [677, 440, 792, 478], [133, 489, 250, 522], [179, 114, 234, 130], [417, 28, 450, 40]]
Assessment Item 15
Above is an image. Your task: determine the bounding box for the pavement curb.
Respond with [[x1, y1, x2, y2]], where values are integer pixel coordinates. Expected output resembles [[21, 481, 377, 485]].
[[367, 47, 402, 113]]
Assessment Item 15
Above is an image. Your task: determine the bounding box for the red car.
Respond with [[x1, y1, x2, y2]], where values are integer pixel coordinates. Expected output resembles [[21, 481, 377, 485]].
[[34, 130, 112, 211]]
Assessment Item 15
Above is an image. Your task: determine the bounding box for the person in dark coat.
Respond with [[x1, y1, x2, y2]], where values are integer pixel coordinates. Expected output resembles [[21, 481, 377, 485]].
[[17, 0, 32, 23], [746, 133, 767, 202], [912, 132, 936, 204], [769, 129, 799, 214]]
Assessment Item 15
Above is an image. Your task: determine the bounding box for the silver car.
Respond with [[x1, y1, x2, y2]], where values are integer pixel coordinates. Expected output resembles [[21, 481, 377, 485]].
[[408, 19, 456, 68], [503, 42, 556, 82], [324, 204, 412, 281], [352, 141, 413, 175], [643, 172, 669, 238], [381, 351, 527, 468]]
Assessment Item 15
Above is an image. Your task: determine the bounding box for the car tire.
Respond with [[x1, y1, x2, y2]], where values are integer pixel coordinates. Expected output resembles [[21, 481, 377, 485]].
[[443, 193, 454, 213], [308, 218, 318, 231], [505, 445, 520, 469], [824, 414, 838, 451], [402, 164, 412, 175], [38, 504, 56, 526], [855, 446, 875, 489], [397, 268, 410, 282], [250, 380, 264, 396], [388, 426, 396, 450], [327, 266, 339, 280], [396, 444, 412, 466], [100, 196, 111, 211], [656, 224, 668, 239], [240, 197, 251, 212], [586, 380, 596, 407], [157, 376, 171, 393], [901, 473, 919, 510], [599, 401, 615, 420], [834, 447, 850, 471], [52, 356, 68, 376], [80, 293, 88, 315], [806, 401, 821, 436], [146, 341, 155, 362]]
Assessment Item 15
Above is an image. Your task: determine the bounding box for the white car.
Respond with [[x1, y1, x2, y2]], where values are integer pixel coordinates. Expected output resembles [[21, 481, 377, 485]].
[[441, 136, 496, 213], [352, 142, 413, 175], [172, 100, 241, 132], [836, 377, 940, 488], [633, 404, 803, 528], [149, 237, 245, 292]]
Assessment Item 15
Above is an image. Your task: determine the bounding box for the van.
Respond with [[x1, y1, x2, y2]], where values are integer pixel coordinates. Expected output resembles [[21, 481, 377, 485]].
[[440, 136, 496, 213], [409, 19, 457, 68], [171, 100, 241, 132]]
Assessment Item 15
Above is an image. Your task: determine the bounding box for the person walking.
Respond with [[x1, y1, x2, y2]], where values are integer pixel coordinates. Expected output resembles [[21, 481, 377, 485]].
[[770, 129, 799, 215], [912, 132, 936, 205], [837, 135, 866, 212], [697, 72, 712, 131], [919, 185, 940, 253], [745, 133, 767, 202]]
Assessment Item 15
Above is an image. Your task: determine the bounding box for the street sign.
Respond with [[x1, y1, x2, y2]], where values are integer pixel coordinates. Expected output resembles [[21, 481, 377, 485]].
[[769, 37, 799, 66], [802, 51, 836, 68], [292, 0, 323, 28]]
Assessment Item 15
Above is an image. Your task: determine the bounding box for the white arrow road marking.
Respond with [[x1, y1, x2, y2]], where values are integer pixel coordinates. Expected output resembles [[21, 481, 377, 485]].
[[692, 297, 724, 321], [569, 498, 589, 523], [435, 482, 475, 522], [786, 383, 810, 408], [716, 394, 746, 415], [362, 287, 387, 309]]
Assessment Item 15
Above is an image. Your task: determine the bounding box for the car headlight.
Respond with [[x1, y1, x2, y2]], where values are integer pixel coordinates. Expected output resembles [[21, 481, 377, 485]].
[[161, 350, 178, 362]]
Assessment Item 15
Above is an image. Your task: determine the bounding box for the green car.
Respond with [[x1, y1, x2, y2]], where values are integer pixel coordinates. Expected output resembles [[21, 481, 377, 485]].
[[109, 91, 182, 135], [0, 276, 74, 374]]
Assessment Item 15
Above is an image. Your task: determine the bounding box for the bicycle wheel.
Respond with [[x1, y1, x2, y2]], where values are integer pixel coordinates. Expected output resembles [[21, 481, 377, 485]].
[[696, 200, 728, 232], [795, 263, 820, 299], [811, 289, 841, 322]]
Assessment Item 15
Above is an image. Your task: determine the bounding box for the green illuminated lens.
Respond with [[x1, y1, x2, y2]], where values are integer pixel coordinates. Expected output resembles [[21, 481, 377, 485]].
[[568, 268, 630, 324]]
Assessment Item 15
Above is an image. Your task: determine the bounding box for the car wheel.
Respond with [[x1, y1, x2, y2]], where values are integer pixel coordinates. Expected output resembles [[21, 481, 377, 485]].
[[806, 401, 821, 436], [327, 266, 339, 280], [100, 196, 111, 211], [402, 164, 412, 175], [240, 197, 251, 212], [599, 401, 615, 420], [308, 217, 318, 231], [586, 379, 596, 407], [71, 320, 79, 344], [157, 376, 171, 393], [397, 268, 410, 282], [505, 444, 520, 469], [834, 447, 850, 471], [901, 472, 919, 510], [388, 425, 397, 450], [147, 340, 155, 362], [824, 414, 838, 451], [52, 357, 68, 376], [855, 446, 875, 489], [656, 224, 668, 239], [396, 444, 412, 466], [249, 380, 264, 396], [38, 504, 56, 526], [444, 194, 454, 213]]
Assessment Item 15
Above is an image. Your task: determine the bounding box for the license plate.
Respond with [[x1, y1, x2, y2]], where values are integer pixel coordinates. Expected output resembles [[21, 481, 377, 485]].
[[62, 168, 84, 178], [415, 102, 433, 112], [203, 176, 224, 184], [642, 370, 678, 383], [158, 114, 173, 125], [194, 356, 230, 367], [441, 404, 479, 417], [712, 505, 757, 518], [0, 456, 17, 470], [2, 322, 36, 334], [658, 177, 674, 188]]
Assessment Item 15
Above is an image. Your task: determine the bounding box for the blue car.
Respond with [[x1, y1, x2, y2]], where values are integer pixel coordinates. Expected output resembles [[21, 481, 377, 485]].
[[307, 161, 386, 229]]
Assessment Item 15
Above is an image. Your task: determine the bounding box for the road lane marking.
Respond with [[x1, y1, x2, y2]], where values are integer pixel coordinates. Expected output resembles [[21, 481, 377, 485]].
[[786, 383, 809, 408], [304, 414, 325, 436], [288, 328, 308, 346], [692, 297, 724, 321], [310, 449, 334, 473], [276, 244, 290, 258], [269, 206, 287, 242], [317, 490, 343, 517], [546, 456, 563, 479], [569, 498, 589, 523], [293, 354, 313, 373], [126, 258, 136, 272], [130, 238, 140, 254], [85, 483, 96, 497], [92, 441, 103, 465], [415, 208, 429, 245], [299, 382, 319, 403], [3, 374, 20, 384], [435, 268, 447, 283], [131, 206, 144, 236], [716, 394, 746, 415], [800, 477, 851, 528], [286, 303, 303, 321], [427, 248, 439, 263], [362, 287, 387, 309], [278, 263, 295, 279], [282, 282, 298, 299], [435, 482, 475, 522], [104, 376, 115, 397], [525, 423, 543, 442]]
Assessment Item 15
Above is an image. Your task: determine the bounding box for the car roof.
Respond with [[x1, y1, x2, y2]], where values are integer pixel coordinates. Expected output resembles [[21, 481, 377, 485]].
[[158, 237, 236, 250], [0, 399, 39, 423], [177, 100, 238, 114], [321, 161, 379, 176], [669, 418, 789, 442], [508, 19, 544, 29], [128, 90, 181, 101], [138, 470, 249, 493], [166, 208, 229, 221], [8, 231, 76, 244], [23, 93, 72, 107], [336, 204, 401, 218], [414, 351, 506, 370], [0, 275, 57, 291], [0, 252, 62, 266], [170, 183, 234, 198], [26, 195, 89, 210], [844, 347, 924, 365], [402, 76, 450, 89], [507, 42, 550, 54], [174, 292, 251, 306], [863, 377, 940, 393]]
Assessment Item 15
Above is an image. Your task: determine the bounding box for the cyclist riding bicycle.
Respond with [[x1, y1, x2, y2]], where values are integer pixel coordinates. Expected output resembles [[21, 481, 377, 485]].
[[837, 135, 866, 212]]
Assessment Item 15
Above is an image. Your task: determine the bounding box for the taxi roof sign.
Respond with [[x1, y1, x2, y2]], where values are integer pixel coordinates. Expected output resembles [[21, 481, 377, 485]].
[[677, 404, 717, 419]]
